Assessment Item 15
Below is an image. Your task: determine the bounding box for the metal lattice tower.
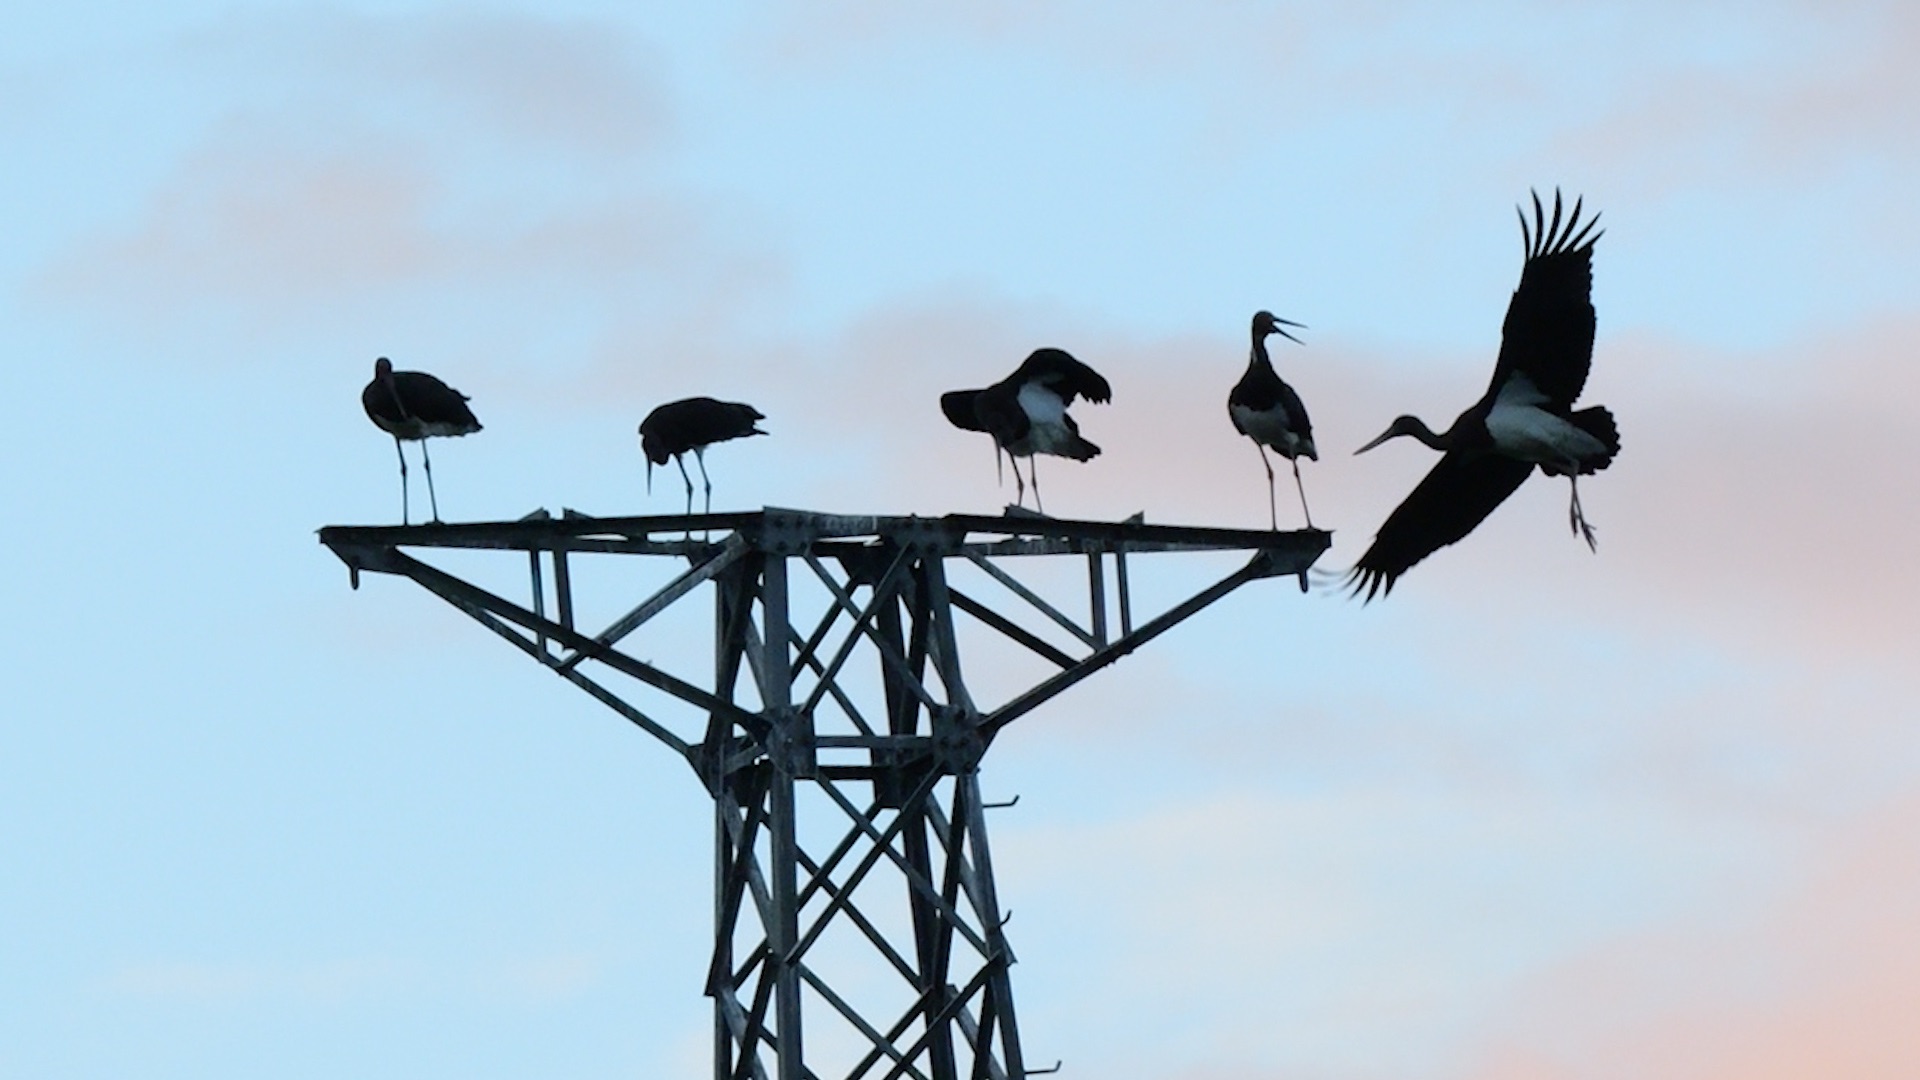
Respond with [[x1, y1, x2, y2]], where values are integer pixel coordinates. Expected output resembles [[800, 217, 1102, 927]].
[[320, 508, 1328, 1079]]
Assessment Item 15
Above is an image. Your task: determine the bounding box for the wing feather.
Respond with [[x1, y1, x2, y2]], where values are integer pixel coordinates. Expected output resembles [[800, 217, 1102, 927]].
[[390, 371, 481, 430], [1487, 189, 1601, 409], [1016, 348, 1112, 405], [1347, 452, 1534, 600]]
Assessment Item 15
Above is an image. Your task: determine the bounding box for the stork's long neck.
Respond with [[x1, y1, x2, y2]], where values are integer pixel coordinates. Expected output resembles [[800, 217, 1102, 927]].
[[1402, 417, 1451, 451], [380, 370, 413, 421], [1248, 332, 1274, 373]]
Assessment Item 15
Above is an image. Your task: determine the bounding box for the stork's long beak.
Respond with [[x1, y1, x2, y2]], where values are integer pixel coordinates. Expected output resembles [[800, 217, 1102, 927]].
[[646, 458, 654, 494], [1354, 427, 1398, 455], [1273, 317, 1306, 345]]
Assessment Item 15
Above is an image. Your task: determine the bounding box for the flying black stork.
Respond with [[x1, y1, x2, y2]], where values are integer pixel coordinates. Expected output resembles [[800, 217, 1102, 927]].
[[1228, 310, 1315, 530], [361, 356, 482, 524], [941, 347, 1111, 513], [638, 397, 767, 515], [1347, 189, 1620, 600]]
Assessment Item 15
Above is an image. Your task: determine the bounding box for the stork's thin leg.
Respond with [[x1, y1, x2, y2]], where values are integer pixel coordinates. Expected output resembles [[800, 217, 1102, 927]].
[[1256, 444, 1278, 531], [694, 447, 713, 515], [1030, 454, 1044, 514], [392, 436, 411, 525], [1291, 457, 1314, 530], [693, 447, 715, 540], [419, 438, 444, 523], [674, 454, 695, 518], [1010, 455, 1027, 509], [1569, 478, 1597, 551]]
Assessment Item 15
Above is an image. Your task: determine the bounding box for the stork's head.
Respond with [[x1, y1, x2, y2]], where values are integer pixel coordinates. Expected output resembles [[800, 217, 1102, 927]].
[[638, 427, 670, 494], [1355, 415, 1444, 455], [1252, 310, 1306, 345], [373, 356, 395, 379]]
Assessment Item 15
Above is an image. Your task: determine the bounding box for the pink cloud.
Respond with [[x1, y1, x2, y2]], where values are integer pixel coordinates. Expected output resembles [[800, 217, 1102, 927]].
[[38, 133, 449, 302], [1529, 318, 1920, 660], [1465, 791, 1920, 1080]]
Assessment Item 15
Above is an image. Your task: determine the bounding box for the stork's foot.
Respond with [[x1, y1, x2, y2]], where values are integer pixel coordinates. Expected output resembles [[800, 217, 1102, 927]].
[[1568, 481, 1599, 552], [1568, 498, 1599, 552]]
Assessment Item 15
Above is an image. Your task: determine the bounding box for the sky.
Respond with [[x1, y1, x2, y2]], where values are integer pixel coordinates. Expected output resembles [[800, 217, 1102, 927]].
[[3, 1, 1918, 1077]]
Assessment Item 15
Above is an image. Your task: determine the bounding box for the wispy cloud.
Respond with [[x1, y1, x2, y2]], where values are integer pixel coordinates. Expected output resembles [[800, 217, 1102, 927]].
[[24, 9, 729, 353], [33, 126, 710, 308], [176, 9, 673, 159]]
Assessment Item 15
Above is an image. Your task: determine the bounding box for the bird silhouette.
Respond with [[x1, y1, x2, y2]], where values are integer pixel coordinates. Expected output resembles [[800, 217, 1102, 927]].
[[943, 348, 1111, 513], [361, 356, 482, 524], [1228, 310, 1315, 529], [1348, 190, 1620, 600], [639, 397, 767, 515]]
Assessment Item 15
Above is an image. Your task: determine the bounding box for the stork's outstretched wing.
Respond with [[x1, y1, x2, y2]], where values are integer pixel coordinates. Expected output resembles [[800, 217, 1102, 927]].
[[940, 389, 991, 433], [1014, 347, 1112, 405], [1347, 452, 1534, 601], [1488, 189, 1601, 409]]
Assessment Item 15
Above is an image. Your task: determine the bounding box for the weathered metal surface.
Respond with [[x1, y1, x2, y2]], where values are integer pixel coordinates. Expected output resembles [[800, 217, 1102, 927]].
[[318, 506, 1329, 1079]]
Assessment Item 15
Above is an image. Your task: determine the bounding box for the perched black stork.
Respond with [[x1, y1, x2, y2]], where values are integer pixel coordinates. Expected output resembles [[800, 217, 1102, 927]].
[[1228, 310, 1315, 530], [638, 397, 767, 515], [942, 347, 1111, 513], [1347, 190, 1620, 600], [361, 356, 482, 525]]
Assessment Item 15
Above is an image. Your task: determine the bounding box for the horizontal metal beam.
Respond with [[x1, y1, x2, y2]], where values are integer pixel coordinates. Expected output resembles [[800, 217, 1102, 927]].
[[321, 508, 1331, 564]]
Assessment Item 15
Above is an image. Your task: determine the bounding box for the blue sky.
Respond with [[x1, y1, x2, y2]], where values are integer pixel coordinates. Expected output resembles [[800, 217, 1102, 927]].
[[4, 3, 1919, 1078]]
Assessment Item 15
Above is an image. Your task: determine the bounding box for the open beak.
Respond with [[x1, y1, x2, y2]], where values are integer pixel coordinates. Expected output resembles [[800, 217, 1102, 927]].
[[1273, 317, 1306, 345]]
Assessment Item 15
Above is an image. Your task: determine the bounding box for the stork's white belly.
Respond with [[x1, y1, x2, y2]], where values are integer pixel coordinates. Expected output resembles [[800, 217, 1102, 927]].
[[1229, 403, 1315, 459], [1486, 400, 1604, 466], [374, 416, 476, 440], [1017, 383, 1075, 453]]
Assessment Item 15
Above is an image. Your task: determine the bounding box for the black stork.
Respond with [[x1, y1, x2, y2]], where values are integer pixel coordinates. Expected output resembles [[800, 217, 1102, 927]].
[[638, 397, 767, 515], [1347, 189, 1621, 600], [1228, 310, 1315, 530], [941, 347, 1111, 513], [361, 356, 482, 524]]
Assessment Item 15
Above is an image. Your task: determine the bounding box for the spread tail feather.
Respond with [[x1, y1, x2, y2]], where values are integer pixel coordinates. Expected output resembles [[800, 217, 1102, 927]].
[[1569, 405, 1620, 474], [1060, 436, 1100, 462]]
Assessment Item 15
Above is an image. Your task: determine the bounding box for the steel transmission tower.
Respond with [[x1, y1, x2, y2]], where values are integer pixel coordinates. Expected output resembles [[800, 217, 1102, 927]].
[[320, 508, 1328, 1079]]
